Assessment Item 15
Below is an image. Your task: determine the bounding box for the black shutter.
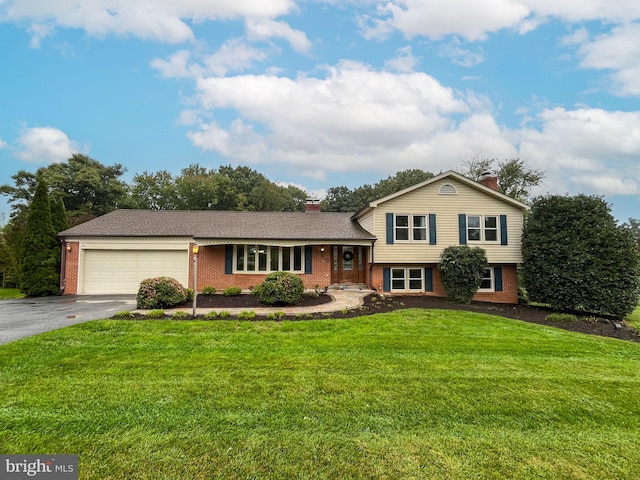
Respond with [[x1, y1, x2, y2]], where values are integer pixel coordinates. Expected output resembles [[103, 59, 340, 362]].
[[386, 213, 394, 244], [225, 245, 233, 274], [429, 214, 437, 244], [383, 267, 391, 292], [500, 215, 508, 245], [305, 245, 312, 274], [458, 214, 467, 245]]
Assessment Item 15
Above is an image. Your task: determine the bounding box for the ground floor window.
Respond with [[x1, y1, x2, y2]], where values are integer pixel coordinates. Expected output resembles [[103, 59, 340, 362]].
[[479, 267, 494, 292], [391, 267, 424, 291], [235, 245, 303, 273]]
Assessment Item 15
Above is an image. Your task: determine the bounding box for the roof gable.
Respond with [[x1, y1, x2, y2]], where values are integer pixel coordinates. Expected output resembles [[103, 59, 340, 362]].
[[353, 170, 529, 219]]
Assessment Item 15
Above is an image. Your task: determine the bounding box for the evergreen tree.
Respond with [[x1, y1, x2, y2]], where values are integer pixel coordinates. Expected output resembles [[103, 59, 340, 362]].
[[522, 194, 640, 318], [21, 180, 60, 296], [50, 195, 69, 277]]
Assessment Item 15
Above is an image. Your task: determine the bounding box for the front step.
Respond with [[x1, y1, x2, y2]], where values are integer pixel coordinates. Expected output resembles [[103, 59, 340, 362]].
[[328, 283, 367, 291]]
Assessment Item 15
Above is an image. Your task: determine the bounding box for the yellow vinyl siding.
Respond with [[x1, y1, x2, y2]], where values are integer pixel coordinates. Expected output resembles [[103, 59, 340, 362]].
[[357, 211, 375, 234], [370, 178, 524, 263]]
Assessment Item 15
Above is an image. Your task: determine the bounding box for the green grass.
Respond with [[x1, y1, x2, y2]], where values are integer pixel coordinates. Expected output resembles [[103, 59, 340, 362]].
[[627, 305, 640, 332], [1, 310, 640, 479], [0, 287, 24, 300]]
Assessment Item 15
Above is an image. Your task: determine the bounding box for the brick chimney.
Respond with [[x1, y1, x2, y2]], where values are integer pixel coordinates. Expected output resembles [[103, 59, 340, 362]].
[[305, 198, 321, 213], [478, 172, 498, 190]]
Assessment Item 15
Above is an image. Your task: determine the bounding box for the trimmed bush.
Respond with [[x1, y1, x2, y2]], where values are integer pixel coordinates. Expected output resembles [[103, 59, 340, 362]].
[[223, 286, 242, 296], [438, 246, 488, 304], [202, 285, 217, 295], [137, 277, 188, 309], [253, 271, 304, 306]]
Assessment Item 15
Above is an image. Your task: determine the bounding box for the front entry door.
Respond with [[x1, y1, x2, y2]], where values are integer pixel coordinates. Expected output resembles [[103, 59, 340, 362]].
[[340, 246, 355, 283], [332, 246, 366, 284]]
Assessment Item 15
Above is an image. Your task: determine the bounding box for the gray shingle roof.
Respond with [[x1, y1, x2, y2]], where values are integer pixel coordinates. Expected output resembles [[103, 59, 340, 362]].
[[59, 209, 376, 241]]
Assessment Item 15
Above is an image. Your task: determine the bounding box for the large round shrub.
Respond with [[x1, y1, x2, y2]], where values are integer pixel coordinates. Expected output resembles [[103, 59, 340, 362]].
[[137, 277, 188, 309], [438, 246, 488, 304], [253, 271, 305, 306], [522, 194, 640, 318]]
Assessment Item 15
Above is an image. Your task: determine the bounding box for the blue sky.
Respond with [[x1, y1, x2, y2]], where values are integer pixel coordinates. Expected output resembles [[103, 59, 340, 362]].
[[1, 1, 639, 222]]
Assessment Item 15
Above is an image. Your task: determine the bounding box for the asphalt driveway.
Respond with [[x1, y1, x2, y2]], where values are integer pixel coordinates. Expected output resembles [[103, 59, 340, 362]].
[[0, 295, 137, 345]]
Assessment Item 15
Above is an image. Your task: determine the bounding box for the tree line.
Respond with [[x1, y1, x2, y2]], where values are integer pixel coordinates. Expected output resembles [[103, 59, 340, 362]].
[[1, 153, 638, 318]]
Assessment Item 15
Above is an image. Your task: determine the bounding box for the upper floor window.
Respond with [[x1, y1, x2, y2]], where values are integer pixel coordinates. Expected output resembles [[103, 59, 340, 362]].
[[395, 214, 428, 242], [466, 215, 499, 242], [438, 184, 457, 195]]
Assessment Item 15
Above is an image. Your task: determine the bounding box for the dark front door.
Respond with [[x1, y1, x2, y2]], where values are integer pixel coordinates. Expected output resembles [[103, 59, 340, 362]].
[[332, 246, 365, 284]]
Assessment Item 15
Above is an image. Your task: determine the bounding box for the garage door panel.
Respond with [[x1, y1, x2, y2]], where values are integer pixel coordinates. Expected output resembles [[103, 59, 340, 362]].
[[82, 250, 189, 294]]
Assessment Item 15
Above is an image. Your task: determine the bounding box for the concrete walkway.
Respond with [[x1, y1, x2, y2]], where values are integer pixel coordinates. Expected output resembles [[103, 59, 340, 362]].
[[138, 289, 375, 316]]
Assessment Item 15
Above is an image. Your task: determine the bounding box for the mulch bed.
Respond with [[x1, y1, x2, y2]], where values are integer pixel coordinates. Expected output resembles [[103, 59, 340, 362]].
[[179, 293, 639, 343]]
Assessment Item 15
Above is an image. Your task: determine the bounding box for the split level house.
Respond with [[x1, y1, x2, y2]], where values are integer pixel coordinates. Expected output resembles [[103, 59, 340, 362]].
[[58, 170, 529, 304]]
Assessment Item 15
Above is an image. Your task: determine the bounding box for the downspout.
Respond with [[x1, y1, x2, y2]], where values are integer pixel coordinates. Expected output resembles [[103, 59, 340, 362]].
[[368, 239, 376, 291], [58, 238, 66, 295]]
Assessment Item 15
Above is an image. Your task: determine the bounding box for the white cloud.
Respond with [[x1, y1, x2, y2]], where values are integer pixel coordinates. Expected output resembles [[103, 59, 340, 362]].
[[15, 126, 82, 163], [186, 61, 515, 179], [384, 46, 419, 73], [362, 0, 530, 41], [245, 18, 312, 54], [576, 22, 640, 96], [438, 39, 485, 67], [516, 107, 640, 195], [1, 0, 296, 44], [0, 137, 8, 149], [361, 0, 640, 42], [152, 40, 269, 78]]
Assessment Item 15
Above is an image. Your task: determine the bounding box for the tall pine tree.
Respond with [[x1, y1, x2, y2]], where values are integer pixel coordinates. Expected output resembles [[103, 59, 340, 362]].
[[21, 180, 60, 296]]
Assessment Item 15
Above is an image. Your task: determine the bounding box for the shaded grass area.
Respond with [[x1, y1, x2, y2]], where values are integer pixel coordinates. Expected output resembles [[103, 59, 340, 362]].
[[627, 306, 640, 332], [1, 310, 640, 479], [0, 288, 24, 300]]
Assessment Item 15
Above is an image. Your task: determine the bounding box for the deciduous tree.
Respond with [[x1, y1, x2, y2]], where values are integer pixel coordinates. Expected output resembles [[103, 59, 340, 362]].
[[460, 155, 544, 202]]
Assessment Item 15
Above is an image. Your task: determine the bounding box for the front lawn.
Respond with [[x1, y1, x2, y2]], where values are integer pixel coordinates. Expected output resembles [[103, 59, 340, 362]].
[[0, 287, 24, 300], [627, 305, 640, 332], [1, 310, 639, 479]]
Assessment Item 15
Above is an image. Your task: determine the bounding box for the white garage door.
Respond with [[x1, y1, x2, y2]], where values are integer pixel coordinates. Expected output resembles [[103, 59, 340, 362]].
[[82, 250, 189, 294]]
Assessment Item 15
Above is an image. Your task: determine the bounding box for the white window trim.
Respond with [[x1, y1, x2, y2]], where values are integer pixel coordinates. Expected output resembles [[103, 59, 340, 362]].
[[478, 267, 494, 292], [234, 244, 304, 274], [390, 267, 424, 292], [394, 214, 429, 243], [466, 214, 499, 243]]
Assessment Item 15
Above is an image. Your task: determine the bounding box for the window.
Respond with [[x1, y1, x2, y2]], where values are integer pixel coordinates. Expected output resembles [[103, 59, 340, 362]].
[[479, 268, 494, 292], [395, 214, 428, 242], [235, 245, 305, 273], [395, 215, 410, 241], [391, 268, 424, 291], [438, 183, 457, 195], [467, 215, 498, 242], [413, 215, 427, 241]]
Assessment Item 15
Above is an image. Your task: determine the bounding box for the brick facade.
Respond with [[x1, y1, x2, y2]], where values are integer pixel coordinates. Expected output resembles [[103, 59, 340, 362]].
[[62, 242, 79, 294], [370, 263, 518, 304], [190, 244, 335, 292]]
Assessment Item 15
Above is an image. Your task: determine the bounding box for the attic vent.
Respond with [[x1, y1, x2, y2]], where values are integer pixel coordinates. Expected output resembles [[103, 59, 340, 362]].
[[438, 184, 457, 195]]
